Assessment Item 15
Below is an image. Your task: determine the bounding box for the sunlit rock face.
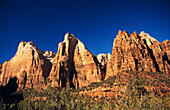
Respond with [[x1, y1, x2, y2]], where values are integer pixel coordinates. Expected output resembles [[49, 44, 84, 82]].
[[0, 41, 52, 90], [106, 30, 170, 79], [49, 33, 102, 89], [97, 53, 111, 66], [43, 51, 56, 63], [140, 31, 157, 46], [0, 31, 169, 91]]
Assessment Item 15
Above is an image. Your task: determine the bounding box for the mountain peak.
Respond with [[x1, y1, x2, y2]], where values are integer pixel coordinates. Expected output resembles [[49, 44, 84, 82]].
[[118, 30, 123, 34], [20, 41, 35, 47], [17, 41, 43, 56], [64, 32, 75, 42], [0, 30, 169, 92], [133, 31, 138, 36], [140, 31, 158, 46], [123, 30, 128, 34]]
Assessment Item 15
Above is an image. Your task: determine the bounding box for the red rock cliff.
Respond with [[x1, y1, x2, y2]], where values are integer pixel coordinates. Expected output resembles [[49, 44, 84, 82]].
[[106, 30, 170, 79], [0, 31, 169, 90], [49, 33, 102, 89], [0, 41, 52, 90]]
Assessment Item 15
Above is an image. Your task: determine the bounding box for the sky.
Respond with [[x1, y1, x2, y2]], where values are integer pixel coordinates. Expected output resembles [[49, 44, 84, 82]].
[[0, 0, 170, 63]]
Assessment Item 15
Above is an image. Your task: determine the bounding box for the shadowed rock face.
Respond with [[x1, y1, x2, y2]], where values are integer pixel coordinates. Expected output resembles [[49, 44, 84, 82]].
[[106, 30, 170, 79], [0, 77, 23, 104], [49, 33, 102, 89], [0, 41, 52, 90], [97, 53, 111, 80]]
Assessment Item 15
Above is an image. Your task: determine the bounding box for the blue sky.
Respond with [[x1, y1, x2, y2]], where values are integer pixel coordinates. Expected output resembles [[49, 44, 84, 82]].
[[0, 0, 170, 63]]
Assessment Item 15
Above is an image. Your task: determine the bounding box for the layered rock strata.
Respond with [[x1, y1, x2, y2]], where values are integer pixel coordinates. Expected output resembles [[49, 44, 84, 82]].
[[106, 30, 170, 78]]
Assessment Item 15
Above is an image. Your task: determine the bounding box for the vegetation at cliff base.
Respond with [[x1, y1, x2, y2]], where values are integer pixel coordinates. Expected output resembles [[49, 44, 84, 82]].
[[0, 71, 169, 110]]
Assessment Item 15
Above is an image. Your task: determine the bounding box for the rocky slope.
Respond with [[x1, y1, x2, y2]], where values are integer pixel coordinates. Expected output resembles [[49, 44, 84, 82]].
[[79, 71, 170, 99]]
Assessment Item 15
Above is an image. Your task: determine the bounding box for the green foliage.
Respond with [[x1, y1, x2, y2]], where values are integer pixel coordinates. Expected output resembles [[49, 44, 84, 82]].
[[79, 75, 116, 92], [8, 86, 91, 110], [1, 71, 169, 109]]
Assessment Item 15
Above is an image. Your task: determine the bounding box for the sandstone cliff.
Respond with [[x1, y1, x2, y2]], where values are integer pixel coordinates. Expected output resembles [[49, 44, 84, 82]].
[[106, 30, 170, 79], [49, 33, 102, 89], [0, 30, 169, 91], [0, 41, 52, 90]]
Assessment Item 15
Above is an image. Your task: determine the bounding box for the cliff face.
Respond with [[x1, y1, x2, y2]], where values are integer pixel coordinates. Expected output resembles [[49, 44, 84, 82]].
[[49, 33, 101, 89], [0, 31, 169, 91], [0, 41, 52, 90], [106, 30, 170, 79]]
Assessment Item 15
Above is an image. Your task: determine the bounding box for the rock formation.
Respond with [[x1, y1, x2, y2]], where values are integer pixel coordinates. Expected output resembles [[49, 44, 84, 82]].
[[0, 63, 2, 72], [140, 31, 157, 46], [0, 41, 52, 90], [49, 33, 102, 89], [43, 51, 56, 63], [106, 30, 170, 79], [97, 53, 111, 80], [97, 53, 111, 66], [0, 30, 169, 91]]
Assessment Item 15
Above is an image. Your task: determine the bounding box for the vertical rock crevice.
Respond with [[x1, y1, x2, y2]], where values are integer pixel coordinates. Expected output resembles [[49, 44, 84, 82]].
[[143, 39, 160, 72]]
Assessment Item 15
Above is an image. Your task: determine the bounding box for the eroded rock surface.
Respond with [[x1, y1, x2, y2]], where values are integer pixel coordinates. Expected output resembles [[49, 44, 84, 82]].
[[43, 51, 55, 63], [106, 30, 170, 79], [97, 53, 111, 66], [0, 31, 169, 91], [140, 31, 157, 46], [49, 33, 102, 89], [0, 41, 52, 90]]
